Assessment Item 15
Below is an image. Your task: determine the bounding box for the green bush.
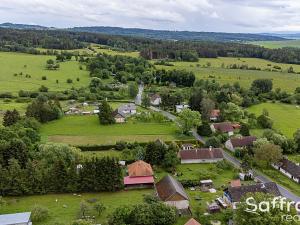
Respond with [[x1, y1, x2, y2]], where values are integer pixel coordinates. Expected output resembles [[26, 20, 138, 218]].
[[31, 205, 49, 222]]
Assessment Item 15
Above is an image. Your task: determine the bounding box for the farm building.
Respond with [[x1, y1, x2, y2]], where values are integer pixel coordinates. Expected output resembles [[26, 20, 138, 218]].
[[150, 94, 162, 106], [273, 158, 300, 184], [155, 175, 191, 215], [184, 218, 202, 225], [124, 160, 154, 189], [179, 147, 224, 164], [0, 212, 32, 225], [225, 136, 257, 152], [181, 143, 194, 151], [112, 110, 126, 123], [224, 182, 281, 208], [210, 109, 220, 121], [210, 122, 236, 136], [118, 103, 137, 116], [176, 104, 189, 113]]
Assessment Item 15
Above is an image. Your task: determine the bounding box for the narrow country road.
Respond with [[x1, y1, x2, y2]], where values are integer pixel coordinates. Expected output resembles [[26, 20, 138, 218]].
[[135, 83, 144, 105], [150, 105, 300, 202]]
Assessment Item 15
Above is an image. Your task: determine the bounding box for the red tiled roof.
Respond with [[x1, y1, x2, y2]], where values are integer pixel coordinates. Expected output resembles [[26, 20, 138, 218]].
[[124, 176, 154, 185], [230, 136, 257, 148], [213, 122, 234, 133], [179, 148, 224, 160], [127, 160, 153, 177], [230, 179, 241, 188], [185, 218, 202, 225]]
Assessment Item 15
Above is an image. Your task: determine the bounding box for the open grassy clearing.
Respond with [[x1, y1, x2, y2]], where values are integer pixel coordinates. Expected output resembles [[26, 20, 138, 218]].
[[0, 190, 151, 225], [288, 155, 300, 163], [90, 44, 140, 57], [0, 52, 90, 93], [82, 150, 122, 159], [155, 57, 300, 92], [247, 102, 300, 137], [40, 115, 190, 145], [250, 40, 300, 49]]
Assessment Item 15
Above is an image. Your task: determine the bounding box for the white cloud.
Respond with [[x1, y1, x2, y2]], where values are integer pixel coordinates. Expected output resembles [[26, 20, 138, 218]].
[[0, 0, 300, 32]]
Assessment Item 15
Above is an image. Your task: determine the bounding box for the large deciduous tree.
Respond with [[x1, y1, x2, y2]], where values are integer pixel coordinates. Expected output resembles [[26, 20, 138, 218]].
[[176, 109, 201, 134]]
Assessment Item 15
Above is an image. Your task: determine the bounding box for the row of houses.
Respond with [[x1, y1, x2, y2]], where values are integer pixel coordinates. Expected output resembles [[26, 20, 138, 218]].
[[273, 158, 300, 184]]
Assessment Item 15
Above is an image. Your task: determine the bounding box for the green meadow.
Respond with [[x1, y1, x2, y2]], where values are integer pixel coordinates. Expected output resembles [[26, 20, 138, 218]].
[[40, 115, 189, 145], [155, 57, 300, 92], [247, 102, 300, 137], [250, 40, 300, 49], [0, 52, 90, 93]]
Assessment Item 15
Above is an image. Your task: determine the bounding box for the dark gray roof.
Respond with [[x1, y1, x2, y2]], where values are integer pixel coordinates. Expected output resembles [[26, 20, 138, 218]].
[[156, 175, 189, 201], [277, 159, 300, 178], [0, 212, 31, 225], [227, 182, 281, 202]]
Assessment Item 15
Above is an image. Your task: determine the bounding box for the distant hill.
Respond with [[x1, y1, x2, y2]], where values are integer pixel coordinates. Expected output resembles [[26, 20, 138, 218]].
[[262, 33, 300, 40], [0, 22, 49, 30], [69, 26, 286, 42], [0, 22, 286, 42]]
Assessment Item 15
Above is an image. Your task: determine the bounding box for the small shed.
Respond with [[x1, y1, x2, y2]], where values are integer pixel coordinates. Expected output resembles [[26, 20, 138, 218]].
[[200, 180, 213, 192], [207, 202, 221, 214]]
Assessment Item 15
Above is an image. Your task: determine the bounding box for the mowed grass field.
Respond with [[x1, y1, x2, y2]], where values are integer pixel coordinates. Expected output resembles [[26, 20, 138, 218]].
[[40, 115, 189, 145], [0, 52, 90, 93], [250, 40, 300, 49], [247, 102, 300, 137], [155, 57, 300, 92]]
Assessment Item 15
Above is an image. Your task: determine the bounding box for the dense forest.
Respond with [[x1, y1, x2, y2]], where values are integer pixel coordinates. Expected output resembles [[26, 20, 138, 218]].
[[2, 28, 300, 64]]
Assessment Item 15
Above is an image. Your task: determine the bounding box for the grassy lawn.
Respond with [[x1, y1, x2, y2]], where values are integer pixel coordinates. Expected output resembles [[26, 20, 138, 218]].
[[40, 115, 189, 145], [0, 190, 151, 225], [247, 102, 300, 137], [90, 44, 140, 57], [82, 150, 122, 158], [250, 40, 300, 49], [155, 57, 300, 92], [0, 51, 90, 93], [288, 155, 300, 163]]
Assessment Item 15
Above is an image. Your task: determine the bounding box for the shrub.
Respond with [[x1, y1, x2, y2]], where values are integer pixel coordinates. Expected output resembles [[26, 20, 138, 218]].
[[0, 92, 13, 98], [197, 122, 212, 136], [42, 76, 47, 80], [31, 205, 49, 222], [216, 160, 233, 170], [39, 85, 49, 92], [67, 79, 73, 83]]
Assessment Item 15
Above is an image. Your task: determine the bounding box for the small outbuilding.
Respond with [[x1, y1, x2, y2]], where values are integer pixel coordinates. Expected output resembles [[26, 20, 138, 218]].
[[155, 175, 191, 215], [200, 180, 213, 192]]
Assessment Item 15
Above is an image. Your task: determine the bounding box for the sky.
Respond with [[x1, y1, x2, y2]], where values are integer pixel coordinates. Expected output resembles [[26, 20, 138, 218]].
[[1, 0, 300, 33]]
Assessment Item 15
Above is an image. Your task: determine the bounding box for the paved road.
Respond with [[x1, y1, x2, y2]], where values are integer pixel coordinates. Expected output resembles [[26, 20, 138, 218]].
[[135, 83, 144, 105], [151, 106, 300, 202]]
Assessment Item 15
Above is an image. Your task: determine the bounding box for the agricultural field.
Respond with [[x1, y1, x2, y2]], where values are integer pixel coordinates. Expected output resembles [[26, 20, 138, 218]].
[[0, 52, 90, 93], [0, 163, 238, 225], [40, 115, 190, 145], [155, 57, 300, 92], [247, 102, 300, 137], [250, 40, 300, 49], [90, 44, 140, 57]]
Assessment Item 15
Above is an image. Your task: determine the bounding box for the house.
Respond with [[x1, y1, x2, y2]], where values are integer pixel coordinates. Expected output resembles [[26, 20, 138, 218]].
[[182, 143, 194, 151], [200, 179, 213, 192], [124, 160, 154, 189], [176, 104, 189, 113], [150, 94, 162, 106], [118, 103, 136, 116], [0, 212, 32, 225], [112, 110, 126, 123], [224, 182, 281, 208], [273, 158, 300, 184], [210, 109, 220, 121], [179, 147, 224, 164], [225, 136, 257, 152], [155, 175, 191, 215], [184, 218, 202, 225], [210, 122, 236, 136]]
